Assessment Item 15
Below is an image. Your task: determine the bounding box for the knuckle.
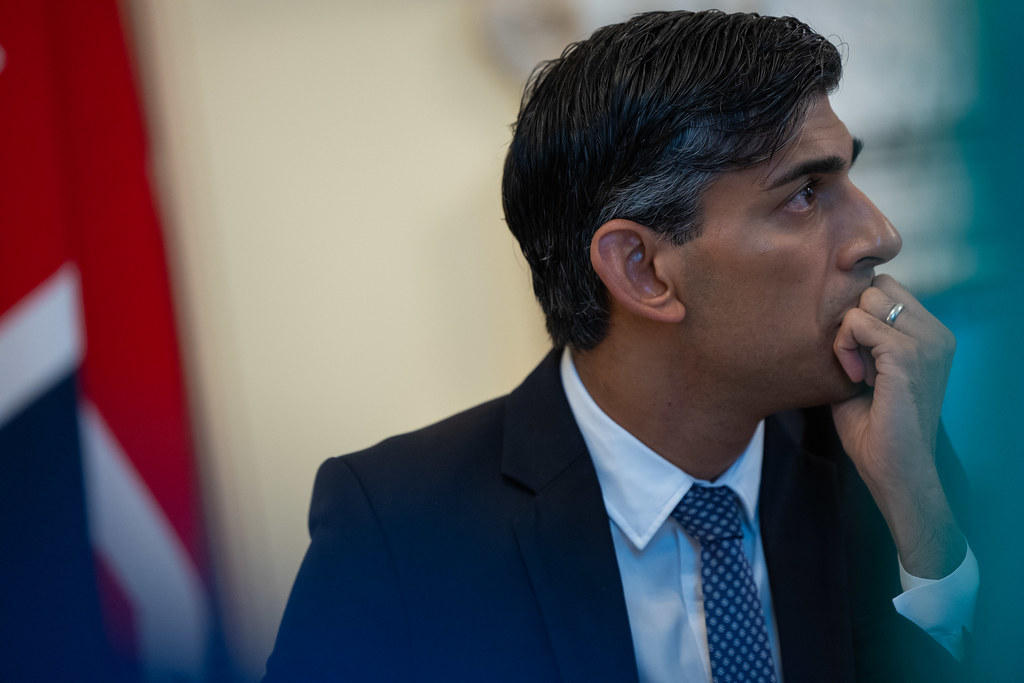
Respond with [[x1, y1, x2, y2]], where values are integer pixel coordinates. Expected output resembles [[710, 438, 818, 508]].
[[943, 327, 956, 352], [857, 288, 874, 308]]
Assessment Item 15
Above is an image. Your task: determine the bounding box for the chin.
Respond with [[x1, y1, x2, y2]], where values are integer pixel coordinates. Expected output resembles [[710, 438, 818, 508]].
[[779, 361, 861, 411], [826, 377, 865, 404], [815, 363, 864, 405]]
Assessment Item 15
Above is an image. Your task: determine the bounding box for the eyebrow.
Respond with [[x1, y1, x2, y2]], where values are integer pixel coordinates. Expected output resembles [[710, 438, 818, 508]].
[[765, 136, 864, 191]]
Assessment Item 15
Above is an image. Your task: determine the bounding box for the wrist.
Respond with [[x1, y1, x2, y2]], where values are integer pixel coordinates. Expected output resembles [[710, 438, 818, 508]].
[[895, 518, 966, 580], [873, 477, 966, 579], [836, 413, 965, 578]]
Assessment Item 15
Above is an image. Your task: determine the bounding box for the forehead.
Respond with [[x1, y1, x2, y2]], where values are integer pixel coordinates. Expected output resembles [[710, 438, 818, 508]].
[[759, 97, 852, 185], [696, 96, 853, 212]]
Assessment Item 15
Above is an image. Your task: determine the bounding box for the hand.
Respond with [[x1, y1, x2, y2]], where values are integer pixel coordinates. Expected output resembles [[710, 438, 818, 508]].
[[831, 274, 965, 579]]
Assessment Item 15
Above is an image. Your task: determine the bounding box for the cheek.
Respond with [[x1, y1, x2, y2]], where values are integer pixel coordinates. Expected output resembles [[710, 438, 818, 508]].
[[734, 272, 836, 356], [729, 254, 821, 318], [758, 244, 834, 323], [683, 233, 832, 334]]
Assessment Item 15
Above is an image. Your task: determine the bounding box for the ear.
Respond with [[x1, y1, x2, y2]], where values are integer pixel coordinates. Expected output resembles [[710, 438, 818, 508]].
[[590, 219, 686, 324]]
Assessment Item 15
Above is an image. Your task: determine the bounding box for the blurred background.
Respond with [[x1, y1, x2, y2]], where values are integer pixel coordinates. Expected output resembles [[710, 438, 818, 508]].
[[1, 0, 1018, 680]]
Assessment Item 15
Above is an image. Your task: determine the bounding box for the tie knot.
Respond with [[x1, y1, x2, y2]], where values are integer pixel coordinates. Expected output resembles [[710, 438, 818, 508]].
[[671, 485, 743, 544]]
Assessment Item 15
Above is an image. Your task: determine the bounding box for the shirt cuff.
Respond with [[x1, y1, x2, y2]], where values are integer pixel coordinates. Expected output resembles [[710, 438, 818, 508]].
[[892, 544, 978, 661]]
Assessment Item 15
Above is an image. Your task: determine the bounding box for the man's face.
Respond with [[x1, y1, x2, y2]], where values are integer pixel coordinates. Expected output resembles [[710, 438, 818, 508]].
[[674, 95, 902, 414]]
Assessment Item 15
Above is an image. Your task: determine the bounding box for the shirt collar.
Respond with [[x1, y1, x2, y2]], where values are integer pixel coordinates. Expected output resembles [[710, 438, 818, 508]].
[[559, 347, 765, 550]]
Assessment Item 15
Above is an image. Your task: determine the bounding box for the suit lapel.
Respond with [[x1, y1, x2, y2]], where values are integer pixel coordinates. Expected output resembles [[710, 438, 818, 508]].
[[498, 355, 865, 682], [761, 410, 856, 683], [502, 350, 639, 683]]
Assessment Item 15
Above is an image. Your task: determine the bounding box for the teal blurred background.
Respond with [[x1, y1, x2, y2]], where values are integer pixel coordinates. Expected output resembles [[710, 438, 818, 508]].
[[939, 0, 1024, 678]]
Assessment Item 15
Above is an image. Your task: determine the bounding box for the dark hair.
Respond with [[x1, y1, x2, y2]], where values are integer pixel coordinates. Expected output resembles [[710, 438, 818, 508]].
[[502, 10, 843, 350]]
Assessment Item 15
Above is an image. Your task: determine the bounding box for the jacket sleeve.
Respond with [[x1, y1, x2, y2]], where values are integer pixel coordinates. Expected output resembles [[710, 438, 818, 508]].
[[263, 456, 412, 682]]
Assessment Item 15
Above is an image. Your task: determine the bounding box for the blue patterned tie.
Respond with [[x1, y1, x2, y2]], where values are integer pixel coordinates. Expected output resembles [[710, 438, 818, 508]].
[[671, 485, 778, 683]]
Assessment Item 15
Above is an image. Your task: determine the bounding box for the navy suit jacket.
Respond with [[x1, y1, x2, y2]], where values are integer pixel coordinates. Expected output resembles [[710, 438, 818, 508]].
[[264, 350, 970, 682]]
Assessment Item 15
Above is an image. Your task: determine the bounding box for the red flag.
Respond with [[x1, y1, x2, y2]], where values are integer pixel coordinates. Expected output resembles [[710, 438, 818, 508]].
[[0, 1, 213, 679]]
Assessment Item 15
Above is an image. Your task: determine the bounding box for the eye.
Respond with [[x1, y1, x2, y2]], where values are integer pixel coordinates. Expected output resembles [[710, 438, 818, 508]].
[[784, 179, 819, 211]]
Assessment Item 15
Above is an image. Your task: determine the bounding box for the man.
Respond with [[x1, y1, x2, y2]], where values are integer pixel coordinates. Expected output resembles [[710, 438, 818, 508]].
[[265, 10, 977, 682]]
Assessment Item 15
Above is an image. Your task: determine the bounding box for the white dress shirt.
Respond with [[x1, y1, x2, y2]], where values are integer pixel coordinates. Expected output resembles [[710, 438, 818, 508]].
[[558, 348, 977, 682]]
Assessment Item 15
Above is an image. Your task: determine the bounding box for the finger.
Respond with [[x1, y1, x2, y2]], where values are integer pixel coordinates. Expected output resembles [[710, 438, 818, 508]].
[[861, 345, 877, 387], [867, 274, 916, 313], [864, 277, 952, 346], [833, 307, 900, 383], [858, 286, 919, 335], [834, 309, 866, 383], [868, 273, 905, 294]]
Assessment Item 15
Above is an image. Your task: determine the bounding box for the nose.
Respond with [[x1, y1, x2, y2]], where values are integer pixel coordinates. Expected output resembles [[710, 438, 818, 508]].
[[835, 183, 902, 271]]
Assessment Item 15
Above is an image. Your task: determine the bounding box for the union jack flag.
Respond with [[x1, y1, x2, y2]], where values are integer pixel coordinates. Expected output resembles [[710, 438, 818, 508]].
[[0, 1, 214, 680]]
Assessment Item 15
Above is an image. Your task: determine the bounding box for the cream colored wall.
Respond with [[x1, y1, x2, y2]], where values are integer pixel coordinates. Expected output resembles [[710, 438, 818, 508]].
[[129, 1, 549, 678]]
